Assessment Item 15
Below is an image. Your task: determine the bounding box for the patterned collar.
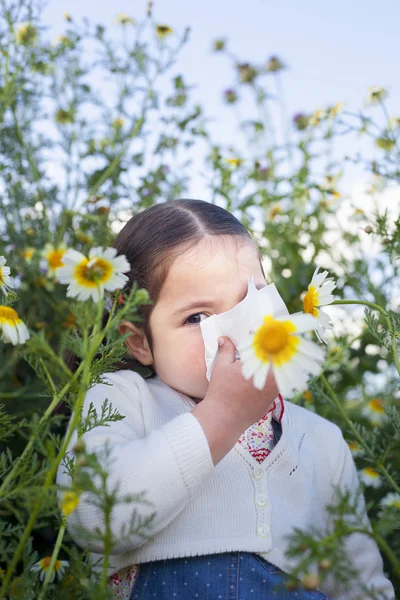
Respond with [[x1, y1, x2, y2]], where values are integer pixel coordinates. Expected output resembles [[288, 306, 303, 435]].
[[269, 393, 285, 423]]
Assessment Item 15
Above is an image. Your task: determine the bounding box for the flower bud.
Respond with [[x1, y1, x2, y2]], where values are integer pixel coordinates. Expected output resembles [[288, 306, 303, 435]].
[[301, 573, 321, 590], [364, 225, 373, 234], [213, 38, 226, 52], [15, 23, 38, 46], [224, 89, 238, 104], [265, 55, 285, 72], [237, 63, 257, 84], [293, 113, 310, 131], [73, 439, 86, 455], [135, 288, 150, 304], [319, 558, 332, 571]]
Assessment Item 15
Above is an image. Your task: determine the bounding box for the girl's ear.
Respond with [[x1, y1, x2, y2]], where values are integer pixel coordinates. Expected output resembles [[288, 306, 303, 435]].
[[118, 321, 153, 366]]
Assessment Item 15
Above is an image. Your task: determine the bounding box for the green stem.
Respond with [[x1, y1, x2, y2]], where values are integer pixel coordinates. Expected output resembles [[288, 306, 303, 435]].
[[0, 332, 99, 596], [100, 493, 112, 591], [290, 332, 363, 405], [87, 112, 146, 199], [312, 524, 400, 577], [320, 373, 400, 496], [332, 299, 400, 377], [40, 358, 56, 396], [0, 360, 83, 496], [37, 522, 66, 600]]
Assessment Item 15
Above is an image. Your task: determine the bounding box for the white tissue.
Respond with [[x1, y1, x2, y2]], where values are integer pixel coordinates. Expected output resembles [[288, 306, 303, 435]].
[[200, 277, 289, 381]]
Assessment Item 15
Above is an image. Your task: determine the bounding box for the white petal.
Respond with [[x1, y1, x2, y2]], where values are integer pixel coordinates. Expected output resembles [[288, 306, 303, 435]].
[[316, 309, 333, 327], [103, 247, 118, 260], [63, 249, 86, 265], [272, 363, 296, 398], [318, 294, 335, 307], [292, 351, 323, 377], [79, 288, 93, 301], [311, 269, 328, 287], [241, 355, 260, 380], [56, 266, 75, 282], [277, 360, 310, 398], [253, 362, 269, 390], [319, 281, 336, 295], [89, 286, 103, 302], [89, 246, 104, 258], [315, 325, 328, 344], [111, 255, 131, 272], [16, 322, 30, 344], [104, 273, 128, 291], [2, 322, 18, 345], [238, 345, 255, 361], [297, 338, 325, 362], [311, 266, 320, 281], [237, 337, 253, 354], [281, 312, 317, 333]]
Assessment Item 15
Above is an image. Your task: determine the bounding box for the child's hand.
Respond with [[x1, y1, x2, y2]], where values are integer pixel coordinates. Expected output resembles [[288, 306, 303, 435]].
[[206, 336, 279, 430], [192, 336, 279, 466]]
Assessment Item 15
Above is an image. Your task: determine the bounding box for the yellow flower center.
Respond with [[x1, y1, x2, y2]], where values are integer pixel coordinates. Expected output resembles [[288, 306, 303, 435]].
[[369, 399, 384, 413], [61, 491, 80, 516], [348, 441, 360, 451], [253, 315, 299, 366], [0, 306, 19, 324], [22, 248, 35, 259], [39, 557, 62, 571], [75, 257, 113, 288], [48, 250, 65, 270], [364, 467, 379, 478], [303, 285, 319, 317]]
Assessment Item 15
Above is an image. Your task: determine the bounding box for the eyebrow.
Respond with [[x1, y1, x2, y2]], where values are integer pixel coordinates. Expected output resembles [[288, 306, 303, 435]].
[[173, 282, 267, 316]]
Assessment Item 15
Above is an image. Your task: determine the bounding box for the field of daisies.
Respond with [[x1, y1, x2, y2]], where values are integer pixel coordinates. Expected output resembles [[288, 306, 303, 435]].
[[0, 1, 399, 598]]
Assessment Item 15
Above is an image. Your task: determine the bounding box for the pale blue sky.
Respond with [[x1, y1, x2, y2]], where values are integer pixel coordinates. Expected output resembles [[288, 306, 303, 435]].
[[42, 0, 399, 195], [44, 0, 399, 112]]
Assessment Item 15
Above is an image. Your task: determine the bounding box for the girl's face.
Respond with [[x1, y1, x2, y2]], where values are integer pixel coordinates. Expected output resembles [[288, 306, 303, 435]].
[[148, 236, 266, 401]]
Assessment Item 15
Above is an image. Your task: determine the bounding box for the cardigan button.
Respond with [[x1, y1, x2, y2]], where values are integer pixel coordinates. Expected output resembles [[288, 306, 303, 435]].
[[255, 493, 267, 507], [251, 467, 264, 480], [256, 524, 270, 537]]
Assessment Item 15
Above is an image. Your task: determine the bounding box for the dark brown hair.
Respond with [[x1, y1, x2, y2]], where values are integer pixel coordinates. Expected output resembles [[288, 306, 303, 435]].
[[65, 198, 264, 375]]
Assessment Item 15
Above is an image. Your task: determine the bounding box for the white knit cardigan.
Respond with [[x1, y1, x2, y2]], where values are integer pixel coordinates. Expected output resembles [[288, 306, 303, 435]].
[[57, 370, 395, 599]]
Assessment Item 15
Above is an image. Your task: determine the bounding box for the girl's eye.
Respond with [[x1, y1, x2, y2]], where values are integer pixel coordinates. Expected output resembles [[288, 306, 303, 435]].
[[185, 312, 207, 325]]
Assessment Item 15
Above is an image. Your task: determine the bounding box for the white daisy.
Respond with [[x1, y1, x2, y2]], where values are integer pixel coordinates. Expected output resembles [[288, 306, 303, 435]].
[[238, 312, 325, 397], [347, 440, 364, 458], [31, 557, 69, 583], [41, 243, 68, 277], [0, 306, 30, 345], [380, 492, 400, 509], [57, 247, 130, 302], [361, 398, 387, 426], [21, 247, 35, 263], [0, 256, 14, 295], [359, 467, 382, 488], [303, 266, 336, 343], [365, 86, 388, 107]]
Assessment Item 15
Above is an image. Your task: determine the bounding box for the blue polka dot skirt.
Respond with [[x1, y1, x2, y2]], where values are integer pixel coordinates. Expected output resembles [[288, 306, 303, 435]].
[[127, 552, 329, 599]]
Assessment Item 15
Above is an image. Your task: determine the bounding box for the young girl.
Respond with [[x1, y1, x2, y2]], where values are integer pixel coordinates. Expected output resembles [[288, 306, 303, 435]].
[[57, 199, 395, 600]]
